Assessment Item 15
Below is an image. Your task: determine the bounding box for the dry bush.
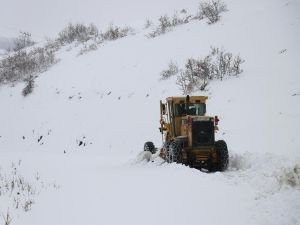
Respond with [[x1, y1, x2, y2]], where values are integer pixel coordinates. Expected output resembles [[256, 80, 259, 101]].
[[0, 47, 56, 86], [13, 31, 36, 51], [45, 38, 61, 52], [78, 43, 98, 56], [148, 11, 192, 38], [148, 0, 227, 38], [2, 211, 12, 225], [162, 47, 244, 94], [57, 23, 131, 45], [176, 72, 193, 94], [199, 0, 227, 24], [22, 76, 35, 97], [160, 61, 179, 80], [57, 23, 99, 44], [101, 24, 131, 41], [177, 57, 211, 93], [144, 19, 153, 29], [210, 47, 244, 79], [0, 163, 36, 212], [147, 15, 173, 38]]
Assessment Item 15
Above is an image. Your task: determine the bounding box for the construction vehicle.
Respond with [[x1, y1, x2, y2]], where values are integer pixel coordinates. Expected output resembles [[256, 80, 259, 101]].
[[144, 95, 229, 171]]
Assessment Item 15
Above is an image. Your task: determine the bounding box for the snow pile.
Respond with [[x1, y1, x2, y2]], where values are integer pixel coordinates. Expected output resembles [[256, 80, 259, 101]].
[[134, 151, 153, 163], [225, 152, 300, 196], [276, 164, 300, 188], [228, 151, 252, 170]]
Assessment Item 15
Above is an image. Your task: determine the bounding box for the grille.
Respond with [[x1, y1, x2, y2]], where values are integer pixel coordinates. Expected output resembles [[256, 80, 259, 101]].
[[192, 121, 214, 146]]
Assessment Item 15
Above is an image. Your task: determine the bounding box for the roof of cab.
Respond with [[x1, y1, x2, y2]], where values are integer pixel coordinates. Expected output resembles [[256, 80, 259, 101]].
[[166, 96, 208, 103]]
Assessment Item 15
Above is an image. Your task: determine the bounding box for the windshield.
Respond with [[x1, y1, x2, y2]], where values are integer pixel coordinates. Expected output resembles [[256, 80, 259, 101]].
[[175, 103, 206, 116]]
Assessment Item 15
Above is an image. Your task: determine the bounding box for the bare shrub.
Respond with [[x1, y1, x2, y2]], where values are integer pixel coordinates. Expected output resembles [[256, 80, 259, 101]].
[[57, 23, 99, 44], [178, 57, 211, 93], [148, 15, 173, 38], [57, 22, 131, 45], [162, 47, 244, 93], [159, 15, 172, 33], [14, 31, 36, 51], [0, 47, 56, 86], [0, 50, 35, 83], [22, 76, 35, 97], [176, 71, 193, 94], [144, 19, 153, 29], [171, 12, 191, 26], [148, 1, 226, 38], [45, 38, 61, 52], [78, 42, 98, 55], [31, 47, 56, 72], [2, 211, 12, 225], [232, 56, 244, 75], [23, 199, 34, 212], [160, 61, 179, 80], [148, 12, 192, 38], [210, 47, 244, 79], [181, 9, 187, 14], [199, 0, 227, 24], [101, 24, 131, 41]]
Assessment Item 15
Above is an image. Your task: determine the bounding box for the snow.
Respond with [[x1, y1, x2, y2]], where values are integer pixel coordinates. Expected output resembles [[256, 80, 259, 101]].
[[1, 0, 300, 224]]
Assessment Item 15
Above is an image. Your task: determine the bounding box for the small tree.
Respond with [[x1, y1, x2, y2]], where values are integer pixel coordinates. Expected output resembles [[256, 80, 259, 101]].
[[22, 76, 35, 97], [14, 31, 35, 51], [176, 71, 191, 94]]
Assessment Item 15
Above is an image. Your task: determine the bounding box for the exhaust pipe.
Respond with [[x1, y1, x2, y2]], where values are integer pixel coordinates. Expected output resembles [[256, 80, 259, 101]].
[[186, 95, 190, 115]]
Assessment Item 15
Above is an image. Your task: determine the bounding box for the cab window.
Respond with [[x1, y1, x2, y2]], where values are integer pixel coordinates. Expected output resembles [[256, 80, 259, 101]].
[[175, 103, 206, 116], [189, 103, 206, 115]]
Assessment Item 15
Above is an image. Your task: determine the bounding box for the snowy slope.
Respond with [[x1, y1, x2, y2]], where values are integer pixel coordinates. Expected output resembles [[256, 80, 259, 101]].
[[1, 0, 300, 225], [0, 0, 198, 38]]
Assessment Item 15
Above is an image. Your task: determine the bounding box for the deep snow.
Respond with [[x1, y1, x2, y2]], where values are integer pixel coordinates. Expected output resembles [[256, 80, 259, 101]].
[[1, 0, 300, 224]]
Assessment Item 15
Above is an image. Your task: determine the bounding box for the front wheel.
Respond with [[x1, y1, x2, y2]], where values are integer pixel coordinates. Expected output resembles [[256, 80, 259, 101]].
[[215, 140, 229, 171], [144, 141, 156, 154]]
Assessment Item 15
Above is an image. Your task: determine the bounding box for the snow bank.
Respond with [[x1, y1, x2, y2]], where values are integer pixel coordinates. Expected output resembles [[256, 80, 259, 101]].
[[276, 164, 300, 188], [226, 151, 300, 196], [134, 151, 153, 163]]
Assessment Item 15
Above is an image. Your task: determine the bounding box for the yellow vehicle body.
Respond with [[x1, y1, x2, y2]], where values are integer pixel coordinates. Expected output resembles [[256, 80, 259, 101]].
[[155, 95, 228, 171]]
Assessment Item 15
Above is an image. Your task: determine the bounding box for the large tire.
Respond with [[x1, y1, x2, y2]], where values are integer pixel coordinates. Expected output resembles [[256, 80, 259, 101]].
[[162, 142, 169, 155], [144, 141, 155, 154], [166, 140, 182, 163], [215, 140, 229, 171]]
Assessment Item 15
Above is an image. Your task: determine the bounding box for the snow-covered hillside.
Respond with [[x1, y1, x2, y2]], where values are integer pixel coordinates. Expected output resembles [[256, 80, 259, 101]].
[[0, 0, 300, 225]]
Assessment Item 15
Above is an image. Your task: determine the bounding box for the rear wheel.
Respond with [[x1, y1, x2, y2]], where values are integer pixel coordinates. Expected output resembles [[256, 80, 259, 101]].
[[215, 140, 229, 171], [144, 141, 156, 154], [166, 140, 183, 163]]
